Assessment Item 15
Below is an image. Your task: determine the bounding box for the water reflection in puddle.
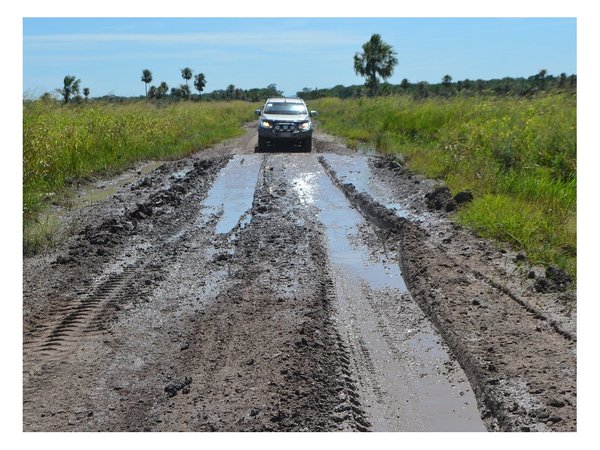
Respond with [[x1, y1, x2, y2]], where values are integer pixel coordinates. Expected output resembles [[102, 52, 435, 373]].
[[314, 171, 407, 292], [283, 155, 484, 432], [321, 154, 410, 218], [292, 163, 405, 291], [199, 155, 262, 234], [76, 160, 165, 206]]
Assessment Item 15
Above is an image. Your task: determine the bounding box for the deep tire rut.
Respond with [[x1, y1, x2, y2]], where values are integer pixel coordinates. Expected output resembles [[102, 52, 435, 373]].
[[316, 153, 576, 432]]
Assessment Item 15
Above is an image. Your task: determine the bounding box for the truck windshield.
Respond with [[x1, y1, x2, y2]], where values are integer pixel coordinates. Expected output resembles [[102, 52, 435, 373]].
[[263, 103, 307, 115]]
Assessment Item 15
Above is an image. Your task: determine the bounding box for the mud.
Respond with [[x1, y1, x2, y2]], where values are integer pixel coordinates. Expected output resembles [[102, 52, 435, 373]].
[[23, 126, 576, 432]]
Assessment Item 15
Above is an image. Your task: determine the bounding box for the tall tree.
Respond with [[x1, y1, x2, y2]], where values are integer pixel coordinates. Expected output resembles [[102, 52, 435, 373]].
[[535, 69, 548, 90], [83, 87, 90, 100], [181, 67, 193, 87], [158, 81, 169, 98], [194, 73, 206, 97], [442, 74, 453, 86], [141, 69, 153, 97], [180, 84, 191, 99], [559, 72, 567, 89], [416, 81, 429, 99], [226, 84, 236, 100], [353, 34, 398, 96], [58, 75, 81, 104]]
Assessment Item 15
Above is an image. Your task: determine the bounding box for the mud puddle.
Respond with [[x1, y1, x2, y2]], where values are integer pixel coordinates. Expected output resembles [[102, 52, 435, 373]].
[[198, 155, 263, 234], [285, 155, 484, 431], [320, 154, 416, 220], [76, 160, 165, 206]]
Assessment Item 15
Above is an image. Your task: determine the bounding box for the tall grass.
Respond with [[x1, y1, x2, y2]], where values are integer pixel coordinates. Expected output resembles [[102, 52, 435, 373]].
[[23, 100, 255, 253], [312, 94, 576, 274], [24, 100, 254, 218]]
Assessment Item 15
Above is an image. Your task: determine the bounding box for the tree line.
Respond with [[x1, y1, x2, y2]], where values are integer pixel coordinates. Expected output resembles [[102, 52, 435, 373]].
[[42, 33, 575, 104], [141, 67, 206, 100], [297, 72, 577, 101], [46, 67, 282, 104], [299, 33, 576, 100]]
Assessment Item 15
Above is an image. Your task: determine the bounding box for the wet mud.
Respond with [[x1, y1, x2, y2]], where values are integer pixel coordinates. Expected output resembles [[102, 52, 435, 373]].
[[23, 126, 576, 432]]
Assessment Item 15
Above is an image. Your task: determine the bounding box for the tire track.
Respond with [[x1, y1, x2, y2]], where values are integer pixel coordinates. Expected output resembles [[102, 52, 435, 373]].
[[316, 153, 576, 431], [23, 262, 144, 359]]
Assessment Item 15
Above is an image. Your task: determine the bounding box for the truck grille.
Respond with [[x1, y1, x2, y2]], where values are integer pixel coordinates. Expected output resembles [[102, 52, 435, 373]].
[[273, 123, 297, 132]]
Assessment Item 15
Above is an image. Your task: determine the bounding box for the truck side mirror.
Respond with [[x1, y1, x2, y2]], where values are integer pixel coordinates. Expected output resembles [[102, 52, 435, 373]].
[[255, 109, 262, 116], [310, 111, 318, 117]]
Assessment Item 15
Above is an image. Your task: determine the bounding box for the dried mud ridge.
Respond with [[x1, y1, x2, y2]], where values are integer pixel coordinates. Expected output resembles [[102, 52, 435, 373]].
[[23, 128, 575, 432]]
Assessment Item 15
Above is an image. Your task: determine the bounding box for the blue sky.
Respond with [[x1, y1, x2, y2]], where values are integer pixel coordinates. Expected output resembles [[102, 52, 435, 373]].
[[23, 17, 576, 98]]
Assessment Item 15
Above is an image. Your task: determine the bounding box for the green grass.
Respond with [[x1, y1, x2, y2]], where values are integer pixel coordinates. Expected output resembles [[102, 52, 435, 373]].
[[312, 94, 576, 275], [23, 99, 256, 254]]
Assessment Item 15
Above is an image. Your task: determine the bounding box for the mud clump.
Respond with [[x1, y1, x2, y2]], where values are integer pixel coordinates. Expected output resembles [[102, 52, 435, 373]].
[[192, 159, 216, 174], [534, 267, 574, 293], [454, 191, 474, 205], [425, 186, 457, 212], [373, 156, 405, 173], [129, 203, 154, 221], [164, 376, 192, 397], [149, 188, 183, 207], [53, 254, 77, 265]]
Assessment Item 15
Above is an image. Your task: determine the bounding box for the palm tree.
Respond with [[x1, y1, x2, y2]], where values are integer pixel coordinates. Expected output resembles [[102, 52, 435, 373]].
[[194, 73, 206, 98], [157, 81, 169, 99], [226, 84, 235, 100], [58, 75, 81, 104], [442, 74, 452, 86], [559, 72, 567, 88], [141, 69, 153, 97], [83, 87, 90, 100], [181, 68, 193, 87], [535, 69, 548, 90], [416, 81, 429, 99], [353, 34, 398, 96], [179, 84, 191, 99]]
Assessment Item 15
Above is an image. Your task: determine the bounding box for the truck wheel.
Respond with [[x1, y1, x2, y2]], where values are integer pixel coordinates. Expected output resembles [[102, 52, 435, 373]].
[[303, 138, 312, 153], [257, 136, 267, 152]]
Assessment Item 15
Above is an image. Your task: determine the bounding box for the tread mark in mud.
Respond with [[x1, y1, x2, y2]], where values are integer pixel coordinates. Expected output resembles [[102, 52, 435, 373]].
[[317, 270, 372, 431], [23, 262, 145, 360]]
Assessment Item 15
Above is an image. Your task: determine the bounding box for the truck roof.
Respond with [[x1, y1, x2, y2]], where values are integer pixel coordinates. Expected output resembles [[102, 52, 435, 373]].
[[266, 98, 304, 104]]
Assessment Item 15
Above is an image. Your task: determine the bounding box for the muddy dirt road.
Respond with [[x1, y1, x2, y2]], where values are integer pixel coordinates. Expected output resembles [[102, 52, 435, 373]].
[[23, 125, 576, 432]]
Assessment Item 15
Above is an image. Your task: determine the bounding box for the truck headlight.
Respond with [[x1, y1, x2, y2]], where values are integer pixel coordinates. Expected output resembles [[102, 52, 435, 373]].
[[261, 120, 272, 128], [298, 122, 311, 131]]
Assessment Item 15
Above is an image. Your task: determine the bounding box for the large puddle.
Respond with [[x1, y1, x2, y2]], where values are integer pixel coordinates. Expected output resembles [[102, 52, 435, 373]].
[[285, 155, 484, 431], [293, 170, 407, 292], [199, 155, 262, 234]]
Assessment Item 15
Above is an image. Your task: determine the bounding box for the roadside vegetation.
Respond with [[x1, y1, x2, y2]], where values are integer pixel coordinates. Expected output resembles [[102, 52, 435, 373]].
[[312, 94, 576, 275], [23, 99, 255, 254]]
